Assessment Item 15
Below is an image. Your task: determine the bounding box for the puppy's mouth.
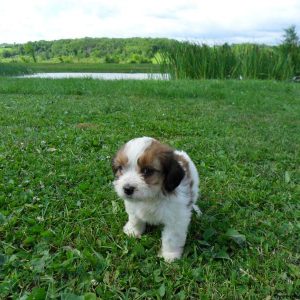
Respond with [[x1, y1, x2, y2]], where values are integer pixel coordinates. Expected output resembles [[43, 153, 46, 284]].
[[122, 192, 140, 201]]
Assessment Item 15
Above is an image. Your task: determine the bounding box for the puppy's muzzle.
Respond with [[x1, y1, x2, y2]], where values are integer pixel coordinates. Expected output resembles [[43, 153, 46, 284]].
[[123, 184, 136, 196]]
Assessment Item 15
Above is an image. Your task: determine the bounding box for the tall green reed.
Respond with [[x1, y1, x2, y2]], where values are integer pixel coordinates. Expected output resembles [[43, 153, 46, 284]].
[[0, 63, 32, 76], [160, 41, 298, 80]]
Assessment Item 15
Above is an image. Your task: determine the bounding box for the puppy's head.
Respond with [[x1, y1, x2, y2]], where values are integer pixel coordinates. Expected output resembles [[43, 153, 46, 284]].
[[112, 137, 185, 201]]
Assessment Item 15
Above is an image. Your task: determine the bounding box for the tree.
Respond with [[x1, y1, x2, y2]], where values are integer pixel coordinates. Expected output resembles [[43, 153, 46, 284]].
[[24, 42, 37, 62], [281, 25, 300, 76], [282, 25, 299, 46]]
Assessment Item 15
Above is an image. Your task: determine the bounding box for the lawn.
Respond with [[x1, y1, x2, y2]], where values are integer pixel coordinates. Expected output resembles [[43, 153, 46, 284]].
[[0, 78, 299, 299]]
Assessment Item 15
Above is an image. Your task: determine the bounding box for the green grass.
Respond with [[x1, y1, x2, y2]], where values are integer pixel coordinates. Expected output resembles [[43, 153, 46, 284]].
[[0, 78, 299, 299], [9, 63, 161, 74], [0, 63, 33, 76], [160, 42, 299, 80]]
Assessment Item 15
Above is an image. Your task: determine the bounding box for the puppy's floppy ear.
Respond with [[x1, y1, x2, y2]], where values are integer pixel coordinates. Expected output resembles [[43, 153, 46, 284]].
[[161, 152, 185, 192]]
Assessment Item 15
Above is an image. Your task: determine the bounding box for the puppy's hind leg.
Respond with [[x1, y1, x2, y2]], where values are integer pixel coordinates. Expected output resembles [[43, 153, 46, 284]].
[[159, 219, 190, 262]]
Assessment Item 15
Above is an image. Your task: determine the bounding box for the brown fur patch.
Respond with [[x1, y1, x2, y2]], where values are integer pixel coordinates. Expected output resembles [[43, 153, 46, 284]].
[[137, 140, 185, 193], [175, 154, 195, 206], [175, 154, 191, 179], [137, 140, 172, 186], [138, 141, 172, 168], [112, 147, 128, 176]]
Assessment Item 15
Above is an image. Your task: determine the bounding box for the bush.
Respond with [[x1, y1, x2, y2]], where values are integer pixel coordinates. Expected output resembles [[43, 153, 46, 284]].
[[105, 55, 119, 63]]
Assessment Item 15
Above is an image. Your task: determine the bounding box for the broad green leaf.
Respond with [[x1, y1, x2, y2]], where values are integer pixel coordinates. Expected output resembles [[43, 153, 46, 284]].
[[285, 171, 291, 183], [84, 293, 97, 300], [226, 228, 246, 246], [27, 288, 46, 300], [213, 249, 231, 260], [158, 283, 166, 297], [61, 293, 84, 300]]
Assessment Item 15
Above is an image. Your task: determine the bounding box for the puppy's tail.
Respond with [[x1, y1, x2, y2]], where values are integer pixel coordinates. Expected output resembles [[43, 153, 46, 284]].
[[192, 204, 202, 218]]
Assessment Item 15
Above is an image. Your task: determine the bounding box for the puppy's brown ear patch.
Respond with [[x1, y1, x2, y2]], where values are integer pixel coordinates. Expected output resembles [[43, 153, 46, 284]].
[[162, 155, 185, 192], [112, 146, 128, 175]]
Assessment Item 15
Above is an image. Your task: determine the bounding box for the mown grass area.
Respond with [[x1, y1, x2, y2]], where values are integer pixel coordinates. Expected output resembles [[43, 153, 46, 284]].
[[0, 78, 299, 299], [15, 63, 161, 74]]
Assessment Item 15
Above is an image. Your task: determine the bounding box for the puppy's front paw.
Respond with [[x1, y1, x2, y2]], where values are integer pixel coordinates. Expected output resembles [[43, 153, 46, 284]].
[[123, 221, 144, 238], [158, 249, 182, 262]]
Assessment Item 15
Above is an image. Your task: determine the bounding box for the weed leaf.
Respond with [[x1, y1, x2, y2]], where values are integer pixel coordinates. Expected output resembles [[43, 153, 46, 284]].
[[158, 283, 166, 297], [226, 228, 246, 246]]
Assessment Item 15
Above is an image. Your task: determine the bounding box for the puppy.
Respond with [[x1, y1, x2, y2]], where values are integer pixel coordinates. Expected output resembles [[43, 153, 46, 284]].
[[112, 137, 200, 262]]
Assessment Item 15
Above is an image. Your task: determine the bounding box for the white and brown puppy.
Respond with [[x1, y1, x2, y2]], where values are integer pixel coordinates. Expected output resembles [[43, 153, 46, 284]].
[[112, 137, 200, 262]]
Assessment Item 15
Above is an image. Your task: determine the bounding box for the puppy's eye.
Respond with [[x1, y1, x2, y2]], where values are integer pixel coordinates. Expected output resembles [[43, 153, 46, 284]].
[[141, 167, 155, 177], [114, 165, 123, 175]]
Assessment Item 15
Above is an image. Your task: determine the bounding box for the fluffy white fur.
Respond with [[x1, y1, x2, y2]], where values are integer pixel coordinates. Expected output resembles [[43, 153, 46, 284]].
[[113, 137, 200, 262]]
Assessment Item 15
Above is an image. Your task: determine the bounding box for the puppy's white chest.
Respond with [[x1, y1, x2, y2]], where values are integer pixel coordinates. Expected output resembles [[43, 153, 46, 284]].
[[125, 200, 163, 225]]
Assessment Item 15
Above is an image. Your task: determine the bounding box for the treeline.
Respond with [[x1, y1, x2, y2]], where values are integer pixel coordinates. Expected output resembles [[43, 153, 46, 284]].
[[0, 37, 172, 64]]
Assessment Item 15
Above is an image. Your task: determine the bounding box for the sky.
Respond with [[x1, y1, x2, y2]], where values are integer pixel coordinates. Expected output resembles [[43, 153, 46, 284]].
[[0, 0, 300, 45]]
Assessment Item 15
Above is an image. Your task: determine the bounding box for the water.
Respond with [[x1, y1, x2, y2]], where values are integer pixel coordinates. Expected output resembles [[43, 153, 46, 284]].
[[18, 72, 169, 80]]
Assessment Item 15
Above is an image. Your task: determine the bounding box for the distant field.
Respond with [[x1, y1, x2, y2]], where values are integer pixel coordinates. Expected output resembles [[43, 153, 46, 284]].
[[0, 78, 299, 299]]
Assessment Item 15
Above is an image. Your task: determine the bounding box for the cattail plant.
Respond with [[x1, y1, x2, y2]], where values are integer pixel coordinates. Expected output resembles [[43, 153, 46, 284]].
[[159, 41, 298, 80]]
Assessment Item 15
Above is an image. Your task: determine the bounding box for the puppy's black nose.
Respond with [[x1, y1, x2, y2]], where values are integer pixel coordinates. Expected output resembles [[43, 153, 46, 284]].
[[123, 184, 135, 196]]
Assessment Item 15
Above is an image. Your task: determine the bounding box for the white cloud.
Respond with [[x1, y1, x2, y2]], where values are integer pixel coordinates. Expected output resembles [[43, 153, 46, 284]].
[[0, 0, 299, 44]]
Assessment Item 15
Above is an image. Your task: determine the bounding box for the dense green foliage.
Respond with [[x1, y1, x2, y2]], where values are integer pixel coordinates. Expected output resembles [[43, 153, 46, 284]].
[[0, 37, 170, 64], [0, 78, 299, 299], [160, 42, 300, 80]]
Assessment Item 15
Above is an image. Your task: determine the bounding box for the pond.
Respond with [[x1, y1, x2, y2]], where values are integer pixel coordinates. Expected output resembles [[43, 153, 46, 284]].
[[18, 72, 169, 80]]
